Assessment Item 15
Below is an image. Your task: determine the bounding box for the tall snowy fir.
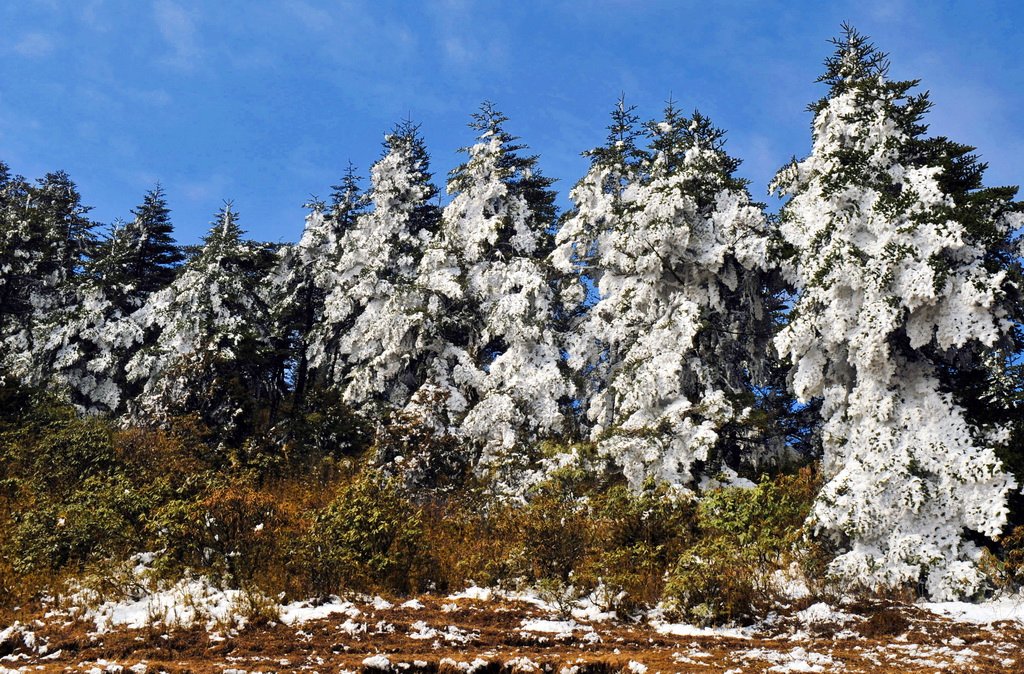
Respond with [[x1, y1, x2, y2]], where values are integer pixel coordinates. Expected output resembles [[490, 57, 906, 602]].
[[556, 102, 774, 489], [271, 164, 367, 412], [414, 103, 572, 480], [771, 27, 1020, 599], [553, 98, 648, 428], [34, 187, 187, 413], [0, 163, 36, 381], [307, 121, 441, 409], [127, 204, 279, 440], [0, 170, 98, 389]]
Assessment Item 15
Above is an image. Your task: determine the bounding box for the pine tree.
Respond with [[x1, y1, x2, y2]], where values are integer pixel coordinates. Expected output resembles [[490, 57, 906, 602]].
[[35, 186, 187, 415], [0, 169, 99, 390], [127, 203, 279, 439], [558, 101, 774, 489], [0, 163, 36, 380], [30, 170, 98, 282], [415, 102, 572, 476], [553, 98, 649, 438], [771, 26, 1019, 599], [271, 164, 367, 411], [307, 121, 441, 407]]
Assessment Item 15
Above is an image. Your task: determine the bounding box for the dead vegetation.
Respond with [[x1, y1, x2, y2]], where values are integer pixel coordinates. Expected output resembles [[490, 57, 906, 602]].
[[0, 592, 1020, 674]]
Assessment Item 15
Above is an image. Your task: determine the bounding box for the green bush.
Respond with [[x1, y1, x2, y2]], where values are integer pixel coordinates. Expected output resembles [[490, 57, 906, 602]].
[[10, 473, 151, 573], [663, 470, 818, 625], [581, 481, 697, 611], [295, 473, 427, 595]]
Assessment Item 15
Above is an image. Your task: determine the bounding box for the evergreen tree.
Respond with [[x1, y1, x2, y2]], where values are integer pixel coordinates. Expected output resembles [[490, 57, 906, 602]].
[[127, 203, 279, 440], [308, 121, 441, 407], [414, 102, 572, 475], [553, 98, 649, 435], [0, 168, 99, 389], [557, 102, 774, 489], [771, 26, 1019, 599], [0, 163, 36, 379], [271, 164, 367, 411], [31, 170, 98, 282], [114, 185, 184, 300]]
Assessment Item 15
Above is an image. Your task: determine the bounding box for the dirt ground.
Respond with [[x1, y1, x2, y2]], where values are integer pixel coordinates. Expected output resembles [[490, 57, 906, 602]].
[[1, 593, 1021, 673]]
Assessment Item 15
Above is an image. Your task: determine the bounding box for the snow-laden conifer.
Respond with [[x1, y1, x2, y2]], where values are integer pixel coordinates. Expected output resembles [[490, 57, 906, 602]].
[[127, 203, 278, 435], [35, 188, 186, 413], [34, 221, 142, 413], [0, 170, 98, 388], [558, 102, 773, 489], [415, 103, 572, 466], [552, 98, 648, 425], [0, 163, 37, 380], [307, 122, 441, 407], [772, 27, 1019, 599], [271, 164, 366, 409]]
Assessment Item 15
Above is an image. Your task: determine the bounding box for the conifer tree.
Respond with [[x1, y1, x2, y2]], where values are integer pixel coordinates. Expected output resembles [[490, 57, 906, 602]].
[[0, 163, 36, 380], [271, 164, 367, 411], [415, 102, 572, 471], [34, 187, 186, 414], [127, 203, 278, 439], [557, 102, 774, 489], [0, 169, 99, 389], [308, 121, 441, 407], [772, 26, 1019, 598]]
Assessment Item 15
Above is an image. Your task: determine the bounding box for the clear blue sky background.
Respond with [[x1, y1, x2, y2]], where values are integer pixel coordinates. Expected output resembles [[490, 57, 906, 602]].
[[2, 1, 1022, 246]]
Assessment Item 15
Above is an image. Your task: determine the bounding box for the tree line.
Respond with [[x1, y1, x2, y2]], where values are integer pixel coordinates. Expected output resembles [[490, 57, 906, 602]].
[[1, 27, 1022, 600]]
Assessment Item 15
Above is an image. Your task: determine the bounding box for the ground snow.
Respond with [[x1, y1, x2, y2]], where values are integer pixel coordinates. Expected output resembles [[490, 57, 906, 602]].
[[652, 620, 753, 640], [921, 594, 1024, 624], [278, 598, 360, 625]]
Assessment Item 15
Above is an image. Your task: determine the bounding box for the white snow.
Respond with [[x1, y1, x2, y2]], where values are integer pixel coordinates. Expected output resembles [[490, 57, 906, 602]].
[[278, 598, 360, 625], [652, 620, 753, 640], [921, 594, 1024, 624]]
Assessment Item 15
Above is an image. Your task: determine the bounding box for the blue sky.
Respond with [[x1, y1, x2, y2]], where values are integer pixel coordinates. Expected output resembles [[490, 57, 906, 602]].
[[2, 1, 1023, 245]]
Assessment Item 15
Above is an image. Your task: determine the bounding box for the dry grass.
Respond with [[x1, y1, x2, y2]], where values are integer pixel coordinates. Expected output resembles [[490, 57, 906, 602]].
[[2, 592, 1020, 673]]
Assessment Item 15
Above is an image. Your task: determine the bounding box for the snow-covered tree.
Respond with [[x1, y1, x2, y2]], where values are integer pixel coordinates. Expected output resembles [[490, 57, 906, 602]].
[[415, 103, 573, 468], [33, 221, 140, 414], [0, 169, 99, 388], [271, 163, 367, 410], [552, 98, 649, 435], [32, 188, 187, 414], [127, 203, 279, 438], [95, 185, 184, 308], [771, 27, 1020, 599], [308, 121, 441, 408], [0, 163, 37, 380], [556, 102, 773, 489]]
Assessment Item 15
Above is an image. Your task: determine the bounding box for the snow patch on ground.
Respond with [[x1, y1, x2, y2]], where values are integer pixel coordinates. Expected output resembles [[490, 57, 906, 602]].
[[652, 620, 753, 640], [82, 578, 245, 632], [519, 618, 593, 637], [744, 647, 836, 673], [795, 602, 857, 626], [448, 586, 493, 601], [921, 594, 1024, 624], [279, 598, 361, 625]]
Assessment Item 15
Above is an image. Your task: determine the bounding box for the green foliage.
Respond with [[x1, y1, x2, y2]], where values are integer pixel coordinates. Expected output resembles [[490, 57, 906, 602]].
[[580, 481, 696, 610], [296, 473, 427, 595], [285, 388, 372, 466], [664, 470, 819, 625], [11, 474, 150, 574]]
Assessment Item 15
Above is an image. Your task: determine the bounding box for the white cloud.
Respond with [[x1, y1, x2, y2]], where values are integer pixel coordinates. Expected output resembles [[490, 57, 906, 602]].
[[153, 0, 201, 69], [13, 32, 55, 58]]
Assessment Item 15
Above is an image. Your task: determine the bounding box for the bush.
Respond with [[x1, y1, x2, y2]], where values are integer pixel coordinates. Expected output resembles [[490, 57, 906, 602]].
[[294, 472, 427, 595], [581, 481, 697, 611], [663, 470, 819, 625], [10, 474, 151, 573]]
